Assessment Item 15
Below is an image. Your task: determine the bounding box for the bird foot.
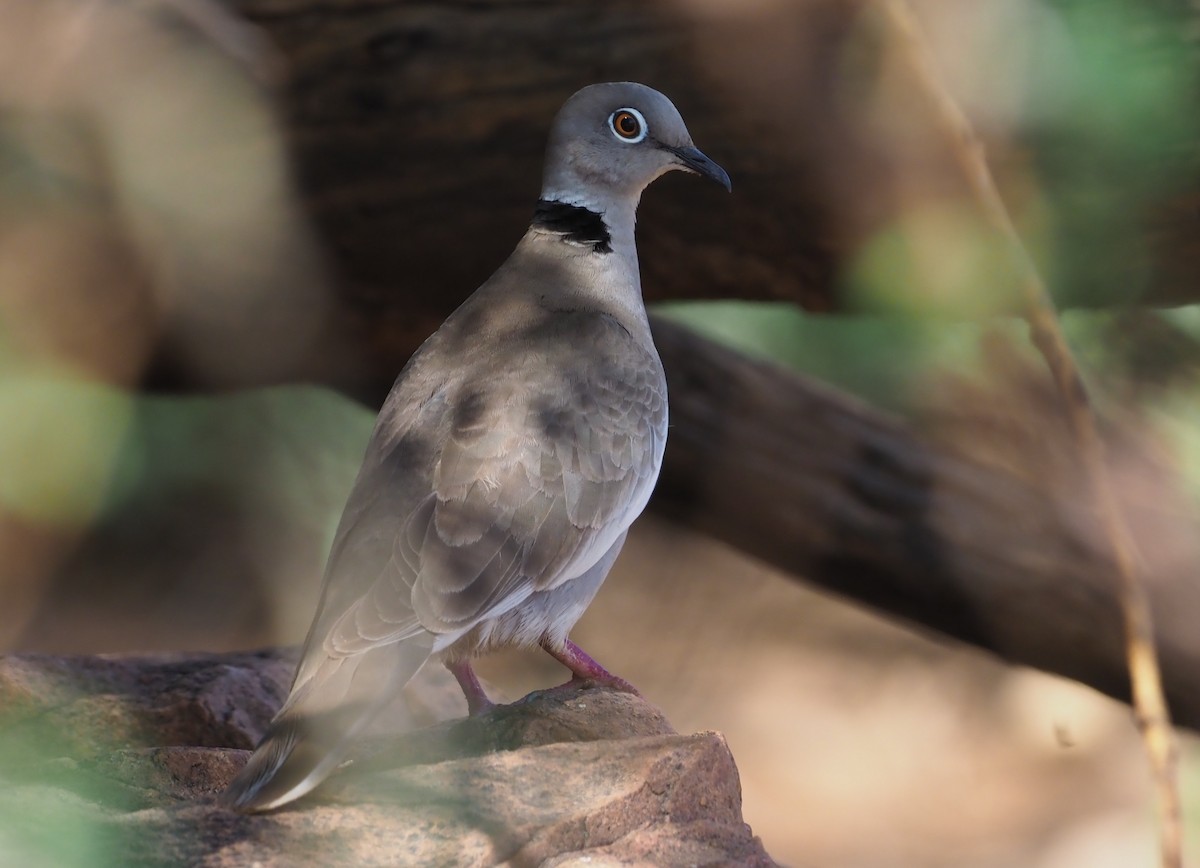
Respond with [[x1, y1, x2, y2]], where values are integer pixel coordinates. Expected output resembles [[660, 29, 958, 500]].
[[538, 638, 640, 696]]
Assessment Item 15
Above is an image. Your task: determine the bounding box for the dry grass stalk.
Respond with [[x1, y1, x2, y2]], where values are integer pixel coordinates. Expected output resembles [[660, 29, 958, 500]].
[[876, 2, 1184, 865]]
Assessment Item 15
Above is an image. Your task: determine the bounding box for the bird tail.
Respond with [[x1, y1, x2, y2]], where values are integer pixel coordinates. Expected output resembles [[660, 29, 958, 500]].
[[221, 640, 432, 813]]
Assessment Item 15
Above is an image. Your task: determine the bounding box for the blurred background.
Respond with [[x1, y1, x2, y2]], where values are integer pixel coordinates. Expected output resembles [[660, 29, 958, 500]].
[[3, 0, 1200, 864]]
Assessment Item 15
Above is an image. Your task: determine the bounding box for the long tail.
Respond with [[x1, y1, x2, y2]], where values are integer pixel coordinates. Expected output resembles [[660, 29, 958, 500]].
[[221, 640, 431, 812]]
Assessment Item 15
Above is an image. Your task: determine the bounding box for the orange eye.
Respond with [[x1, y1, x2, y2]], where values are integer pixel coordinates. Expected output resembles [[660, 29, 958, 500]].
[[608, 108, 647, 143], [613, 111, 640, 137]]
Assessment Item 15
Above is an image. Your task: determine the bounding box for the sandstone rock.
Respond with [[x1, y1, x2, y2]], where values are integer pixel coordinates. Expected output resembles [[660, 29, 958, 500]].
[[0, 651, 775, 867]]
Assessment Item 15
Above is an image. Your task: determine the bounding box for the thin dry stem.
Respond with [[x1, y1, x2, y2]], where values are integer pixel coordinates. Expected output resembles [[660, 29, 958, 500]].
[[877, 2, 1183, 865]]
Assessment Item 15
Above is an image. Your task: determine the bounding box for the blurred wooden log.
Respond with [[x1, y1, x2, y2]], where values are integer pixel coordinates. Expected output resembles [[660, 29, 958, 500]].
[[216, 0, 1200, 393], [650, 316, 1200, 729], [217, 0, 842, 393]]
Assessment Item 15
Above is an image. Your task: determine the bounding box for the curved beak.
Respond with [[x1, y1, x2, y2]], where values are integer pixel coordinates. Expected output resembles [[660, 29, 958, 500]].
[[665, 144, 732, 192]]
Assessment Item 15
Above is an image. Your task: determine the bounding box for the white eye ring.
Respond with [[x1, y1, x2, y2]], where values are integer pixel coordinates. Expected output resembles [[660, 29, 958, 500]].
[[608, 107, 648, 143]]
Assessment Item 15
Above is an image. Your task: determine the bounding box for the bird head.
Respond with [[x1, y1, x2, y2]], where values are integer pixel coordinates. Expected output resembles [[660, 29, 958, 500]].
[[540, 82, 731, 210]]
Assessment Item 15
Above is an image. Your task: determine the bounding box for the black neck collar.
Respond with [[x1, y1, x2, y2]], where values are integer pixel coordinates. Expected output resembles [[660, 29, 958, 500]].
[[531, 200, 612, 253]]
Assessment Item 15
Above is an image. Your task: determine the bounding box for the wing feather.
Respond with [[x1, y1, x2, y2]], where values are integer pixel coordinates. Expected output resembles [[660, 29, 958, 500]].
[[295, 310, 666, 680]]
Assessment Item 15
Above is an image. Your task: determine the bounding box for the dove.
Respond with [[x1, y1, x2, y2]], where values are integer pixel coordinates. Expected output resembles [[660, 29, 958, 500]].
[[222, 81, 730, 812]]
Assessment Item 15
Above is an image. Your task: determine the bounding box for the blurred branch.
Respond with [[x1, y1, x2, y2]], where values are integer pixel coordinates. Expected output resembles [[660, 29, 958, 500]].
[[881, 2, 1181, 863], [651, 317, 1200, 732]]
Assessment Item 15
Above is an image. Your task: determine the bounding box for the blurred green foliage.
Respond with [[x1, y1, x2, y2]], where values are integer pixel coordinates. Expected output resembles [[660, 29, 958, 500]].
[[100, 386, 374, 525], [836, 0, 1200, 314], [656, 300, 963, 412], [0, 372, 373, 540], [0, 786, 116, 868], [1030, 0, 1200, 308], [0, 372, 133, 527], [0, 716, 126, 868], [657, 301, 1197, 405]]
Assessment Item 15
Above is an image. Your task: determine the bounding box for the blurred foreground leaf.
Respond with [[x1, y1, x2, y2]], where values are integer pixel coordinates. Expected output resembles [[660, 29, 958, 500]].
[[0, 704, 128, 868], [0, 370, 133, 527]]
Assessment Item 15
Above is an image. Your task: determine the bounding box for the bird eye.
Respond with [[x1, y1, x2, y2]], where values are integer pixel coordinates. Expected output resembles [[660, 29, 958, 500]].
[[608, 108, 647, 143]]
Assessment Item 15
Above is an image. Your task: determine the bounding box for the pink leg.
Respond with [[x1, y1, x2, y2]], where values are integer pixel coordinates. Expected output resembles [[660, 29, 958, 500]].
[[539, 638, 640, 695], [446, 660, 496, 716]]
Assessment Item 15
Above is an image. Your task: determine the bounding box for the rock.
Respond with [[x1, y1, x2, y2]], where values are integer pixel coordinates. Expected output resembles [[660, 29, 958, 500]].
[[0, 651, 775, 867]]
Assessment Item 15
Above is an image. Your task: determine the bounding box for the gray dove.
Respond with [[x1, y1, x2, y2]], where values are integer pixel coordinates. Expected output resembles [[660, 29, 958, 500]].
[[222, 81, 730, 812]]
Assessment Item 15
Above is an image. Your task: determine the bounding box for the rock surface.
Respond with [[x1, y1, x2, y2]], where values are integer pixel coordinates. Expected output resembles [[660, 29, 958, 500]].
[[0, 650, 774, 867]]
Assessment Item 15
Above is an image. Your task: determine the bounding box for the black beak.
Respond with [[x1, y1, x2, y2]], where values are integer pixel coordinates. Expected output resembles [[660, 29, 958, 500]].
[[665, 144, 732, 192]]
